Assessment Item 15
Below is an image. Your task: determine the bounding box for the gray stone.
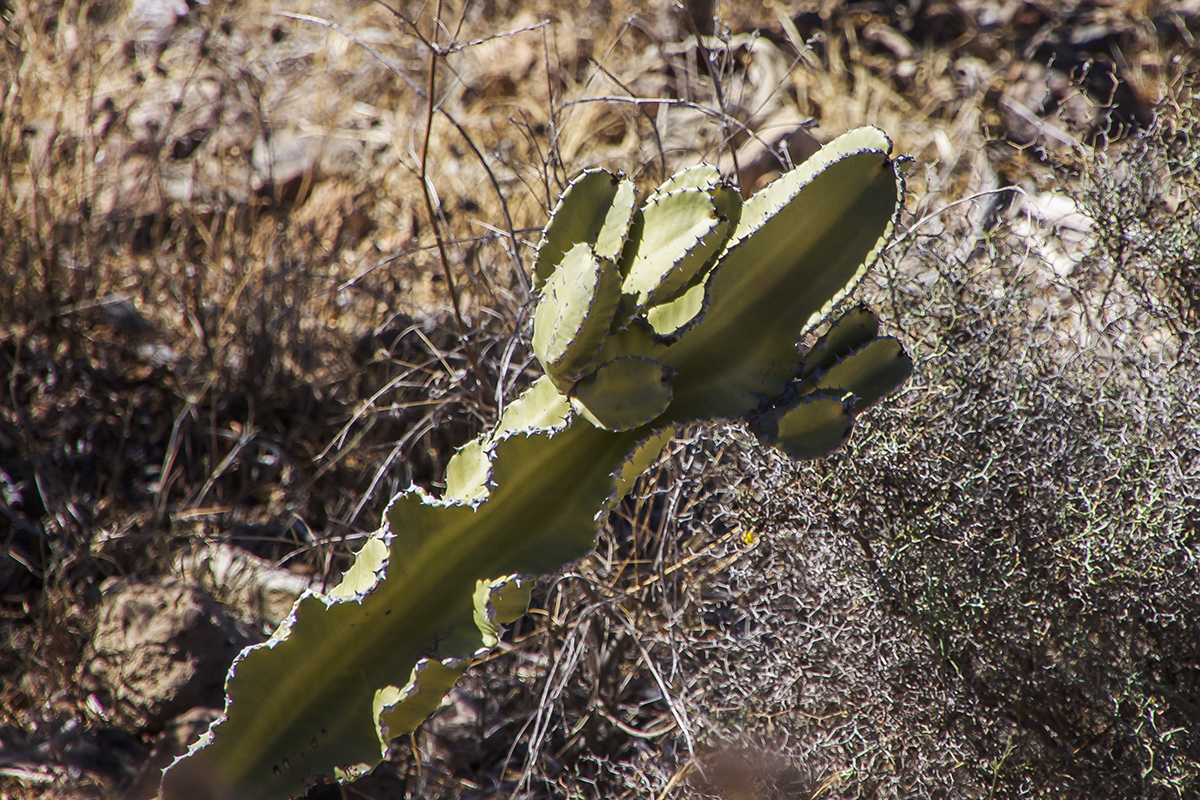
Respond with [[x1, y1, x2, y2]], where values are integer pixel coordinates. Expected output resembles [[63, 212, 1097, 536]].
[[80, 579, 260, 732]]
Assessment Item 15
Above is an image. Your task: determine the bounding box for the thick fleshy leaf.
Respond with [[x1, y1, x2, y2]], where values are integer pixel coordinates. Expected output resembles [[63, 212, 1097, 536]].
[[647, 163, 722, 200], [610, 427, 675, 504], [161, 423, 643, 800], [595, 319, 658, 363], [813, 336, 913, 413], [595, 179, 638, 262], [532, 243, 622, 390], [645, 280, 707, 337], [662, 127, 902, 421], [571, 357, 673, 432], [444, 438, 491, 503], [472, 575, 532, 648], [328, 536, 389, 600], [621, 189, 729, 310], [802, 306, 881, 380], [709, 182, 743, 234], [755, 394, 855, 460], [374, 658, 467, 743], [533, 170, 634, 289], [446, 378, 573, 506], [639, 184, 740, 335], [612, 167, 739, 293], [496, 376, 572, 434]]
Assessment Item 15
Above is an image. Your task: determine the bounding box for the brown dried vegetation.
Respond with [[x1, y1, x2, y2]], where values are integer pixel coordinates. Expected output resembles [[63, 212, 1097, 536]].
[[2, 0, 1199, 798]]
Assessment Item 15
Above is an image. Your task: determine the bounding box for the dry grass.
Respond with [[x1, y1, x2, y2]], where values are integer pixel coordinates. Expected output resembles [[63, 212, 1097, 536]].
[[2, 0, 1199, 797]]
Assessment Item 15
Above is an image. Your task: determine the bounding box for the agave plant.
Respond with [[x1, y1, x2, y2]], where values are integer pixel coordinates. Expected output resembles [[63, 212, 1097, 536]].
[[160, 126, 911, 800]]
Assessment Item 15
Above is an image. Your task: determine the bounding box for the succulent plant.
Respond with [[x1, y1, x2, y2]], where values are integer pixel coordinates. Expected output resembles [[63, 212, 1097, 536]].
[[160, 126, 912, 800]]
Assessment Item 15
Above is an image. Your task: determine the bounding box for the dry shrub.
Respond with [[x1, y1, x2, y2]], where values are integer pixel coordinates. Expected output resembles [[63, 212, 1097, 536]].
[[688, 74, 1200, 798]]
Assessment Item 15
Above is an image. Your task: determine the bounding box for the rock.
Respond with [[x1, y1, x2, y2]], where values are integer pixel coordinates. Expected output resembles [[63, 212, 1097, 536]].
[[129, 0, 189, 47], [175, 543, 311, 629], [80, 579, 261, 732]]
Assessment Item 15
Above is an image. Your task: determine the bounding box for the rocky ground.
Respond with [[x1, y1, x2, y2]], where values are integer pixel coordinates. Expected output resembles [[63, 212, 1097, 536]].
[[2, 1, 1200, 798]]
